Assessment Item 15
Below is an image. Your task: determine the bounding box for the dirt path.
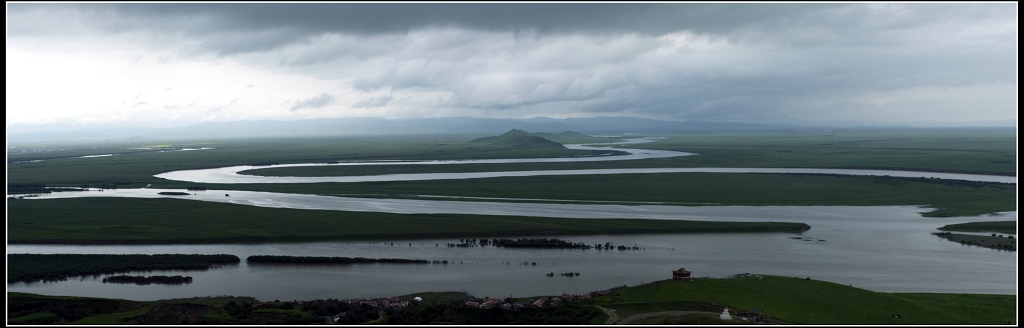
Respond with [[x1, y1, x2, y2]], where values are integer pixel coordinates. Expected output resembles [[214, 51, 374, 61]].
[[364, 310, 385, 324], [594, 305, 620, 325], [615, 311, 721, 325]]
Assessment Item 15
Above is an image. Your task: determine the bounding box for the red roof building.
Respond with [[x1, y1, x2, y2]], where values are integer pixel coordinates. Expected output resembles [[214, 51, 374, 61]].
[[672, 268, 692, 281]]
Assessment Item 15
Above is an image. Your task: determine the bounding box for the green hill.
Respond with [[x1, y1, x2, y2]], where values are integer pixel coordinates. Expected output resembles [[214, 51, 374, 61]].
[[597, 276, 1016, 325], [469, 129, 565, 148]]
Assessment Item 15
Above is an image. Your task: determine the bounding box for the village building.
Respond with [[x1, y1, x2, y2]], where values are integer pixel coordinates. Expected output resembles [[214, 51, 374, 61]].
[[672, 267, 692, 281]]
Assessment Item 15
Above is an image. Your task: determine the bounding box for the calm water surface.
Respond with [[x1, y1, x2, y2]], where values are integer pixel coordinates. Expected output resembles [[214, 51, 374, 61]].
[[8, 207, 1016, 301]]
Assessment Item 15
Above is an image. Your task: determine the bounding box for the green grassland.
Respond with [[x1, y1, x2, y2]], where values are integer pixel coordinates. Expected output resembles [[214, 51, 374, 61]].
[[190, 173, 1016, 217], [595, 276, 1016, 325], [6, 197, 809, 244], [938, 221, 1017, 234], [7, 129, 1015, 188], [240, 128, 1017, 177], [9, 274, 1016, 325], [7, 134, 611, 187]]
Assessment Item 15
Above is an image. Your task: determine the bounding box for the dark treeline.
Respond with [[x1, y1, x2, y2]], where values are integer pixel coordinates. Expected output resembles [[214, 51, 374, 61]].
[[7, 294, 144, 325], [101, 275, 193, 285], [446, 238, 643, 251], [387, 300, 602, 325], [8, 254, 240, 283], [186, 186, 207, 191], [7, 294, 602, 325], [246, 255, 429, 264]]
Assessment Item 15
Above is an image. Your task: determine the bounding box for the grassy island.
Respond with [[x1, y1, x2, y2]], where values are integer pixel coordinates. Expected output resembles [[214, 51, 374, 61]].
[[246, 255, 430, 264], [101, 275, 193, 285], [937, 221, 1016, 234], [7, 198, 810, 244], [7, 254, 239, 284]]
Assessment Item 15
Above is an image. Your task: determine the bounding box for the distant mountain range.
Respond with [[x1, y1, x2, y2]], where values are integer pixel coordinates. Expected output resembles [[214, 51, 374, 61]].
[[7, 116, 805, 143]]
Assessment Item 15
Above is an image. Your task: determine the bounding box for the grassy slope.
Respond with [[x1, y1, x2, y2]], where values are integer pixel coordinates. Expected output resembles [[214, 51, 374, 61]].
[[597, 276, 1016, 325], [938, 221, 1017, 234], [6, 198, 809, 244]]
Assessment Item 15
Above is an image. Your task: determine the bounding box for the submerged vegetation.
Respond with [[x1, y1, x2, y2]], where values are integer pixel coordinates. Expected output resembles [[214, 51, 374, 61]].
[[7, 254, 240, 284], [7, 184, 88, 195]]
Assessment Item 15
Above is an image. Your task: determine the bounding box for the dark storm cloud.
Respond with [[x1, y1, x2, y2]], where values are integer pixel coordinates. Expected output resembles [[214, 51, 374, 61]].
[[6, 3, 890, 54], [7, 3, 828, 35]]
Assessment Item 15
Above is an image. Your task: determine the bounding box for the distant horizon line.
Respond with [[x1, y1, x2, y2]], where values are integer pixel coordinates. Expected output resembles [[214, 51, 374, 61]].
[[7, 115, 1018, 131]]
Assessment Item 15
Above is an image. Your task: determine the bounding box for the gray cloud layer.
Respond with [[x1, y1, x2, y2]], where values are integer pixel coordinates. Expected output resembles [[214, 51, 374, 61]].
[[7, 3, 1017, 126], [291, 93, 336, 111]]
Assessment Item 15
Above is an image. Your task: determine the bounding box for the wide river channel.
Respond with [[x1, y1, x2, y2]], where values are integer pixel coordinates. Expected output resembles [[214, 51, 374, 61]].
[[8, 139, 1018, 301]]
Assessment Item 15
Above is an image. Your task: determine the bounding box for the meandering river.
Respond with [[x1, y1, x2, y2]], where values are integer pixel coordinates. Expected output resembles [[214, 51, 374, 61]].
[[7, 138, 1017, 300], [154, 139, 1016, 184]]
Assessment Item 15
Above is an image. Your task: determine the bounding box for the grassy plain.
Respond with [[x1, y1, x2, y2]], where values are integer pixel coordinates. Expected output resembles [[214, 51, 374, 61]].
[[7, 129, 1015, 187], [202, 173, 1016, 217], [6, 197, 809, 244], [596, 276, 1017, 325], [240, 128, 1017, 177]]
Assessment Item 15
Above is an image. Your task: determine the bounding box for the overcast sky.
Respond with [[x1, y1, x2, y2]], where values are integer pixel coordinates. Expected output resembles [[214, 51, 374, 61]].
[[6, 3, 1018, 130]]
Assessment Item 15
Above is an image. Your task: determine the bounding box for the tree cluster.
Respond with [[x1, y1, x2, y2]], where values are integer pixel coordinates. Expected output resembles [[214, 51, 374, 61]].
[[385, 300, 602, 324]]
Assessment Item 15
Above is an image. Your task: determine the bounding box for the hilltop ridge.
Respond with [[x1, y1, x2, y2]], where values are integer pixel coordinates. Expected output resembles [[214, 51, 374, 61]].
[[469, 129, 565, 148]]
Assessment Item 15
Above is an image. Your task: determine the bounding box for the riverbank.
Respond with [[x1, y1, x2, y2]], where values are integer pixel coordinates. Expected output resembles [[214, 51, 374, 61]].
[[932, 232, 1016, 251], [7, 198, 810, 244], [594, 275, 1016, 325], [8, 275, 1016, 325]]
